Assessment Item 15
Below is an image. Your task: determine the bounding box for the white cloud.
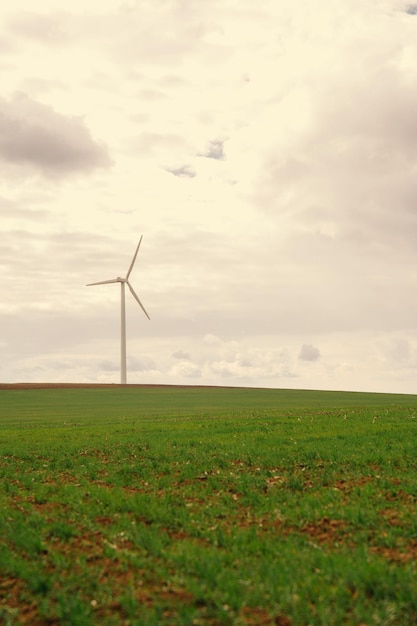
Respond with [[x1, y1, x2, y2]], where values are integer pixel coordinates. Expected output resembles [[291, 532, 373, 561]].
[[169, 361, 202, 379], [203, 334, 222, 346], [209, 350, 296, 382]]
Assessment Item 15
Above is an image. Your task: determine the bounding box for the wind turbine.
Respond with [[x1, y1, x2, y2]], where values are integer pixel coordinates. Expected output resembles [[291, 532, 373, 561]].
[[87, 236, 150, 384]]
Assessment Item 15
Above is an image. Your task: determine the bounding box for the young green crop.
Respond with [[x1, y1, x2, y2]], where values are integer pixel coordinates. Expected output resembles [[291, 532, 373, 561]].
[[1, 386, 417, 625]]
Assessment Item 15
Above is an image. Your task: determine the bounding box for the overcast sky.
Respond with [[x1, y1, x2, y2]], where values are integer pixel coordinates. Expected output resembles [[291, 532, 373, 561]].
[[1, 0, 417, 393]]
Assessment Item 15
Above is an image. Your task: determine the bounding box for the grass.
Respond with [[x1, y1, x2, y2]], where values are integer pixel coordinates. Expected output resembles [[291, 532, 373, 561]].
[[0, 385, 417, 625]]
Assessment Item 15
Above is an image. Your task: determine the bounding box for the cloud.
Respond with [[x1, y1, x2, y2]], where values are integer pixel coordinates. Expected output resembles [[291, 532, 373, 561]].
[[170, 360, 202, 378], [130, 132, 187, 157], [0, 35, 15, 54], [165, 165, 196, 178], [250, 44, 417, 254], [103, 2, 222, 68], [0, 93, 111, 177], [377, 337, 413, 366], [209, 351, 296, 382], [2, 1, 417, 394], [203, 334, 222, 346], [172, 350, 190, 360], [298, 344, 321, 362], [7, 11, 73, 45], [199, 139, 225, 160], [98, 359, 118, 372], [128, 355, 157, 372], [196, 334, 298, 382]]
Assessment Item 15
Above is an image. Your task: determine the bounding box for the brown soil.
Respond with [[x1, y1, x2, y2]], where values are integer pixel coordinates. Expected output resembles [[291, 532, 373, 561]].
[[0, 382, 240, 390]]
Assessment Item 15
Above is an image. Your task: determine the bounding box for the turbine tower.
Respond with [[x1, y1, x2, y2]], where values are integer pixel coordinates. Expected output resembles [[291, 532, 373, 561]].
[[87, 236, 150, 384]]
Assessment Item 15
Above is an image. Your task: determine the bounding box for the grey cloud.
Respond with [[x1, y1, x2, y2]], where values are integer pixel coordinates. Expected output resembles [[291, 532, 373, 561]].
[[254, 61, 417, 258], [172, 350, 190, 360], [0, 93, 111, 177], [405, 5, 417, 14], [238, 357, 254, 367], [298, 344, 321, 362], [199, 140, 225, 160], [165, 165, 196, 178]]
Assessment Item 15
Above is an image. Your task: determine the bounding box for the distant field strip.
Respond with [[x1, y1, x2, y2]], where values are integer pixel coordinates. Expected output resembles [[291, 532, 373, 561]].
[[1, 386, 417, 625]]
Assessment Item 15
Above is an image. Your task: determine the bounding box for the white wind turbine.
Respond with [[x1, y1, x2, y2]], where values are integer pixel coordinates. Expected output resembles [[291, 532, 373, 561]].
[[87, 236, 150, 384]]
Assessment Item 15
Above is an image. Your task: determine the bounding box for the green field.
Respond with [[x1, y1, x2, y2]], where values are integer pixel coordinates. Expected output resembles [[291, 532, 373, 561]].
[[1, 385, 417, 625]]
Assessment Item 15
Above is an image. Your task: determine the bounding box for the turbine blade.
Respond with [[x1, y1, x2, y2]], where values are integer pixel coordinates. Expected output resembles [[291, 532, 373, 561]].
[[86, 278, 120, 286], [127, 281, 150, 319], [126, 235, 143, 279]]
